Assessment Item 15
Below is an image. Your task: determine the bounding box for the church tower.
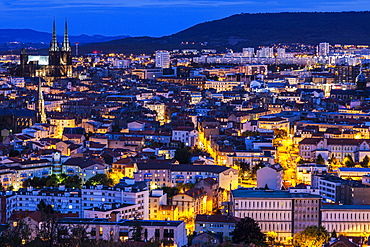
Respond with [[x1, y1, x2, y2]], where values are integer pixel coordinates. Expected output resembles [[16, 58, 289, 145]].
[[356, 66, 367, 91], [48, 19, 61, 78], [60, 19, 72, 77], [37, 78, 47, 123]]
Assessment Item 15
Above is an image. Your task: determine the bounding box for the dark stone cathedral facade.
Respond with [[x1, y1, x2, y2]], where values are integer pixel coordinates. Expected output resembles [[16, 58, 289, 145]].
[[18, 20, 73, 82]]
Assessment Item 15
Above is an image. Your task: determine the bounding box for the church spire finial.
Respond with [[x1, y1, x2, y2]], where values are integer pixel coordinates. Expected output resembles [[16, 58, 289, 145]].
[[62, 18, 71, 52], [50, 18, 59, 52]]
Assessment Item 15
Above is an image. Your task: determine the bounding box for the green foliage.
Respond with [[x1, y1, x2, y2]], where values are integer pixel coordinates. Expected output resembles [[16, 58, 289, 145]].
[[344, 155, 355, 167], [175, 147, 191, 164], [331, 230, 337, 238], [241, 130, 260, 137], [177, 183, 194, 191], [85, 173, 114, 187], [0, 219, 31, 247], [129, 221, 143, 241], [241, 163, 251, 173], [315, 154, 325, 165], [361, 155, 370, 168], [9, 149, 20, 157], [22, 174, 82, 189], [59, 174, 82, 189], [37, 199, 55, 215], [297, 158, 306, 164], [231, 217, 265, 244], [251, 163, 265, 177], [274, 129, 287, 139], [293, 225, 329, 247]]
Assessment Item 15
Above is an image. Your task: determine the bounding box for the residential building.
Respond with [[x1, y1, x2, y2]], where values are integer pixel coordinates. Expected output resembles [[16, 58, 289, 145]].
[[155, 50, 170, 68], [232, 189, 321, 242], [195, 214, 240, 240], [58, 217, 187, 246]]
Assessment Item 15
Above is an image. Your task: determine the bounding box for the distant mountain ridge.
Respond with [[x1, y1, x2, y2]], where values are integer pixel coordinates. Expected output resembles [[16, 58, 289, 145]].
[[0, 29, 129, 51], [77, 11, 370, 54]]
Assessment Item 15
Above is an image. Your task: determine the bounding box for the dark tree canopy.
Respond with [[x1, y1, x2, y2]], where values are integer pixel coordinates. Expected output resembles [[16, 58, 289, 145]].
[[130, 221, 143, 241], [361, 155, 370, 168], [231, 217, 265, 244], [175, 147, 191, 164], [85, 173, 113, 187], [315, 154, 325, 165], [37, 199, 55, 215], [344, 155, 355, 167], [293, 225, 329, 247]]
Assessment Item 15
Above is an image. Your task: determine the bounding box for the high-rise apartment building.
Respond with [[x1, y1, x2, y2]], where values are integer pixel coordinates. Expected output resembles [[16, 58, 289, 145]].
[[277, 48, 286, 58], [257, 47, 274, 58], [242, 47, 255, 57], [318, 42, 330, 56], [155, 50, 170, 68]]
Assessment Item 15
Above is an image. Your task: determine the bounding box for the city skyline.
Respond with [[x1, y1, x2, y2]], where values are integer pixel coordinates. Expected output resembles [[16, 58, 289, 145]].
[[1, 0, 370, 37]]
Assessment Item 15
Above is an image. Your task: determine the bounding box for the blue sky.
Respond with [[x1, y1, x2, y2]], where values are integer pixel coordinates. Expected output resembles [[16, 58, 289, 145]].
[[1, 0, 370, 37]]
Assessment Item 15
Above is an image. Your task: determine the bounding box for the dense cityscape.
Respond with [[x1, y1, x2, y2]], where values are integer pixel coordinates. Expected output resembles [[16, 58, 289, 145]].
[[2, 16, 370, 247]]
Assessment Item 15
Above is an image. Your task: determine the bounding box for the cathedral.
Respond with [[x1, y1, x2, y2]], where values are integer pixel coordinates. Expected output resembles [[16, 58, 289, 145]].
[[18, 20, 73, 83]]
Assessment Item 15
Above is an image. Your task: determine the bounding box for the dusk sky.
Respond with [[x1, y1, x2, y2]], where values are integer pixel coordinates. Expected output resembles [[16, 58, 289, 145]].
[[1, 0, 370, 37]]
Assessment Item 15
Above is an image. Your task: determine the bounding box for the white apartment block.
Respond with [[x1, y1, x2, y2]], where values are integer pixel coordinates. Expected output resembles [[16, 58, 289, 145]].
[[242, 47, 254, 57], [318, 42, 330, 56], [3, 186, 82, 221], [257, 47, 274, 58], [1, 179, 149, 222], [321, 204, 370, 236], [232, 189, 321, 243], [155, 50, 170, 68], [172, 126, 198, 147], [59, 217, 187, 246], [81, 180, 149, 220]]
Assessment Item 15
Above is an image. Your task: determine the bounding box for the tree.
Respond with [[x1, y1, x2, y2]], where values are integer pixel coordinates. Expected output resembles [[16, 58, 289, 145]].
[[297, 158, 306, 164], [129, 220, 143, 241], [344, 155, 355, 167], [274, 129, 287, 139], [108, 171, 124, 185], [293, 225, 329, 247], [85, 173, 114, 187], [241, 130, 260, 137], [37, 199, 55, 215], [266, 231, 277, 246], [9, 149, 19, 157], [35, 200, 60, 247], [0, 219, 32, 246], [63, 175, 82, 189], [175, 147, 191, 164], [361, 155, 370, 168], [331, 230, 337, 238], [231, 217, 265, 245], [315, 154, 325, 165], [0, 182, 5, 191]]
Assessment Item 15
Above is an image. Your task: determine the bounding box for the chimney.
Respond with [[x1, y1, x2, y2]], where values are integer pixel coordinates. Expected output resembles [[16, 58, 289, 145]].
[[109, 212, 118, 222]]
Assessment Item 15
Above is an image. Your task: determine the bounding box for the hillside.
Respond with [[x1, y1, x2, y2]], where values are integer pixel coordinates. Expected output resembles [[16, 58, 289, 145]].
[[0, 29, 129, 51], [78, 11, 370, 55]]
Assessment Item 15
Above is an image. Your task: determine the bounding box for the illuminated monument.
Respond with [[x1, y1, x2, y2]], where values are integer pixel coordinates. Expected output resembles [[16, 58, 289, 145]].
[[18, 19, 73, 82]]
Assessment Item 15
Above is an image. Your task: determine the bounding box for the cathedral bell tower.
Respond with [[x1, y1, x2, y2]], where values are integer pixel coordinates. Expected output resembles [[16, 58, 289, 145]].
[[60, 19, 73, 77], [48, 19, 61, 77]]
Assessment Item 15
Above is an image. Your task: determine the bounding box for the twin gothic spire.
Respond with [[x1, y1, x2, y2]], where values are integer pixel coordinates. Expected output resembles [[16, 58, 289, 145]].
[[49, 18, 71, 52]]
